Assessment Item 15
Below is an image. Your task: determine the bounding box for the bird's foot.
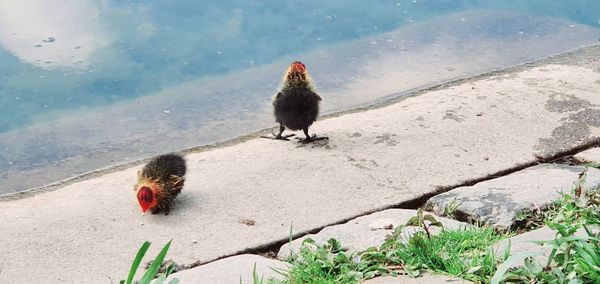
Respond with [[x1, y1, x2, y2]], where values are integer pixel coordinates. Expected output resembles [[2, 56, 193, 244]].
[[297, 135, 329, 144], [261, 131, 295, 141]]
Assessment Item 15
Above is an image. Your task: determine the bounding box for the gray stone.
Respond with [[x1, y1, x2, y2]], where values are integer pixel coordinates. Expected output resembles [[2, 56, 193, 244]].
[[277, 209, 469, 260], [163, 254, 288, 283], [362, 274, 472, 284], [424, 164, 600, 230], [574, 147, 600, 163]]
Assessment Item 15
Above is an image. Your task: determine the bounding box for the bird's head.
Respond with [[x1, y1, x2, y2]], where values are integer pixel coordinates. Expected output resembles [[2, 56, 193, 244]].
[[290, 61, 306, 74], [285, 61, 309, 84], [136, 186, 158, 214]]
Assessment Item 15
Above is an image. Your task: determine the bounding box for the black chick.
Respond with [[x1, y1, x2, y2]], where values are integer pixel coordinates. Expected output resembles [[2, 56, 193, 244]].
[[133, 153, 186, 215], [264, 61, 328, 143]]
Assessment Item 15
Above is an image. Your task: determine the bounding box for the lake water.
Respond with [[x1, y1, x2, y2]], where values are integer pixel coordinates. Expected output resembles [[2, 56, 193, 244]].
[[1, 0, 599, 194]]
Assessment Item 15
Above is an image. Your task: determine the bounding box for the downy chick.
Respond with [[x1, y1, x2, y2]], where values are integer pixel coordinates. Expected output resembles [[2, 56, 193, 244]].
[[264, 61, 328, 143], [133, 154, 186, 215]]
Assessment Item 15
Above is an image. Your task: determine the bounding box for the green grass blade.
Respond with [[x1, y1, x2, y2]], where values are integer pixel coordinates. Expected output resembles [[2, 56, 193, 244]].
[[153, 273, 167, 284], [140, 240, 172, 284], [491, 251, 544, 284], [126, 241, 151, 284], [269, 265, 289, 277]]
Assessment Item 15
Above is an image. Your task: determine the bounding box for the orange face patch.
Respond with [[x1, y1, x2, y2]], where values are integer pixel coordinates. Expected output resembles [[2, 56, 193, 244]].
[[290, 61, 306, 73], [137, 186, 157, 213]]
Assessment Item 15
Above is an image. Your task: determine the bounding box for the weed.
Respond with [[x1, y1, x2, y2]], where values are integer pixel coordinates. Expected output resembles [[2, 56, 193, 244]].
[[120, 240, 179, 284], [266, 211, 504, 283], [443, 200, 461, 219], [492, 169, 600, 283]]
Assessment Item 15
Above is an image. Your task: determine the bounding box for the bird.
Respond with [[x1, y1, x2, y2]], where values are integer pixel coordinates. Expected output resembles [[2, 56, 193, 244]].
[[133, 153, 186, 215], [263, 61, 328, 143]]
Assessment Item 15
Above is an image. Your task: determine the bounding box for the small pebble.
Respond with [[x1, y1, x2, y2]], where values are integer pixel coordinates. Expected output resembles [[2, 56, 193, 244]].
[[192, 240, 197, 244], [140, 222, 144, 226]]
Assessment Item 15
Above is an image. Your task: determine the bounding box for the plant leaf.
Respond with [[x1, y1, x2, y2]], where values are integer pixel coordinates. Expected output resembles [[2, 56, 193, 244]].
[[524, 257, 543, 275], [491, 251, 544, 284], [503, 239, 512, 261], [406, 216, 420, 226], [423, 215, 444, 228], [126, 241, 151, 284], [153, 273, 167, 284], [140, 240, 172, 284]]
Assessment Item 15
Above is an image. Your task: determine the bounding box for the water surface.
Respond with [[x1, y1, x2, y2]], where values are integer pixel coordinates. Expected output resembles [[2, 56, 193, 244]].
[[1, 1, 600, 194]]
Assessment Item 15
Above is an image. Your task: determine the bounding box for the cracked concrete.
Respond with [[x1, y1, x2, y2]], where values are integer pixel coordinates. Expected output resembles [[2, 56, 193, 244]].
[[0, 46, 600, 283], [574, 147, 600, 163], [424, 164, 600, 230]]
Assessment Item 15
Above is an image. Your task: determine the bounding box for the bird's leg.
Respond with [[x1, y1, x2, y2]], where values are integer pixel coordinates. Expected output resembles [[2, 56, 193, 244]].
[[261, 124, 295, 140], [298, 127, 329, 144]]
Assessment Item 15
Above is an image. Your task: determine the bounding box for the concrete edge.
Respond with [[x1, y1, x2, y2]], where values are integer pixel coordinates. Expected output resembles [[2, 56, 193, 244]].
[[2, 43, 599, 201]]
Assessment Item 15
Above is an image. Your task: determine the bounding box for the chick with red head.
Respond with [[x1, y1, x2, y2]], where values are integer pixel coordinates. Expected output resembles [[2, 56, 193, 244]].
[[133, 154, 186, 215], [263, 61, 328, 143]]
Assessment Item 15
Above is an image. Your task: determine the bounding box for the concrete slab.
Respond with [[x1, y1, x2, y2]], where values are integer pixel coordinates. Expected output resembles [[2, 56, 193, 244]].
[[277, 209, 469, 260], [362, 274, 472, 284], [1, 47, 600, 283], [574, 147, 600, 163], [163, 254, 287, 284], [424, 164, 600, 230]]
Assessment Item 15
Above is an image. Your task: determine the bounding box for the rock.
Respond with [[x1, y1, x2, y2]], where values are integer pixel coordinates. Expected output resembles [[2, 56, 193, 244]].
[[164, 254, 288, 283], [574, 147, 600, 163], [362, 274, 472, 283], [424, 164, 600, 230], [277, 209, 469, 260]]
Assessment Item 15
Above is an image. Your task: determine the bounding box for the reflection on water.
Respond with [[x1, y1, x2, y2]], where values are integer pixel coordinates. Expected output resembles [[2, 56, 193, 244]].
[[0, 0, 108, 70], [0, 1, 599, 194]]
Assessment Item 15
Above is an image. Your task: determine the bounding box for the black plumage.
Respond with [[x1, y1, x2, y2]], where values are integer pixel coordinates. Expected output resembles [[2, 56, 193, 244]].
[[268, 61, 328, 142], [134, 153, 186, 214], [274, 86, 320, 132]]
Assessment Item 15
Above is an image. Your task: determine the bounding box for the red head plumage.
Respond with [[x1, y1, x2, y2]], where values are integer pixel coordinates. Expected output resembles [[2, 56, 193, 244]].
[[290, 61, 306, 74], [285, 61, 309, 84], [137, 186, 157, 214]]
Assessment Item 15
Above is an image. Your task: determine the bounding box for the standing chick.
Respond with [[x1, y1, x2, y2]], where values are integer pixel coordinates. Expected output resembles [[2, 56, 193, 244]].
[[133, 154, 186, 215], [264, 61, 328, 143]]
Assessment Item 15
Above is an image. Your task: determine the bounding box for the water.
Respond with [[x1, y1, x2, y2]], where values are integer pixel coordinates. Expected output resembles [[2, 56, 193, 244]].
[[1, 1, 599, 194]]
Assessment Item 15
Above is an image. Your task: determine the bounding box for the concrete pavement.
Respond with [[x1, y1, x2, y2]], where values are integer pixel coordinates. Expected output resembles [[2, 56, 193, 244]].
[[1, 46, 599, 283]]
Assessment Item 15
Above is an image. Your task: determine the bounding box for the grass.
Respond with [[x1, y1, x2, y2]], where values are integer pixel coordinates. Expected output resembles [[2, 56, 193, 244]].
[[120, 240, 179, 284], [258, 212, 506, 284], [255, 167, 600, 284], [491, 169, 600, 283], [363, 225, 506, 282]]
